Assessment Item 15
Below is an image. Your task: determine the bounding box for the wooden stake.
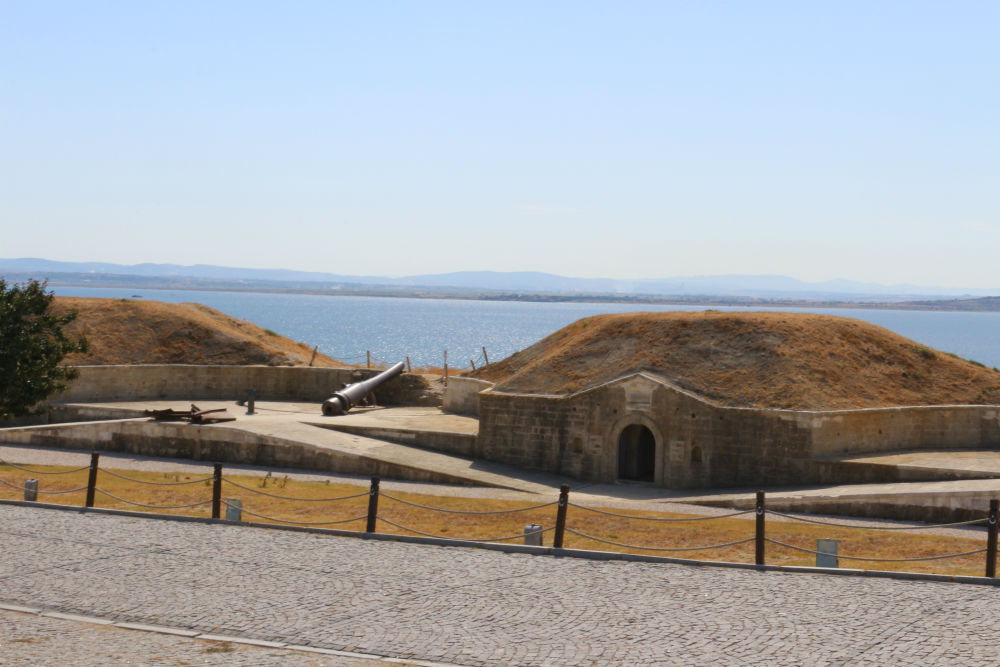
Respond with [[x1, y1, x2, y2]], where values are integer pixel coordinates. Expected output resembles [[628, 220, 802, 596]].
[[482, 347, 489, 365], [366, 476, 380, 533], [987, 499, 998, 577], [85, 452, 99, 508], [755, 491, 766, 565], [554, 485, 570, 548], [212, 463, 223, 519]]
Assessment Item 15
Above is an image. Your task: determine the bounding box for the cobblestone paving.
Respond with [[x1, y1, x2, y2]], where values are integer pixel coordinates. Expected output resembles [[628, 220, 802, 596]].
[[4, 505, 1000, 666], [0, 609, 408, 666]]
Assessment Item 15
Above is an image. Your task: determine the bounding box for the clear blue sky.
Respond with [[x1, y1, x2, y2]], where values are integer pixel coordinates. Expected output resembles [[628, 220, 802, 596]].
[[2, 1, 998, 288]]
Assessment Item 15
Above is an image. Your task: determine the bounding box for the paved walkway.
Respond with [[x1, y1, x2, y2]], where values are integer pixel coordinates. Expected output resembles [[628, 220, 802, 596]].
[[4, 504, 1000, 666], [5, 402, 569, 494], [0, 608, 408, 666]]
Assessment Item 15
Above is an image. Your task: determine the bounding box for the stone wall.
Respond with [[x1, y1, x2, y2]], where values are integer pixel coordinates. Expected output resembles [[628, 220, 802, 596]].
[[802, 406, 1000, 457], [0, 419, 476, 485], [55, 365, 435, 406], [477, 374, 1000, 489], [477, 380, 814, 488], [443, 377, 495, 416]]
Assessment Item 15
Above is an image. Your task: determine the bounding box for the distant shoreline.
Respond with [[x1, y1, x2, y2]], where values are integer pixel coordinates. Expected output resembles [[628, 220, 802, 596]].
[[7, 271, 1000, 313]]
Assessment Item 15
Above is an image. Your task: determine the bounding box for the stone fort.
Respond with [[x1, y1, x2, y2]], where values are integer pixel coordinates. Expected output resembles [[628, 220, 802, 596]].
[[449, 312, 1000, 488]]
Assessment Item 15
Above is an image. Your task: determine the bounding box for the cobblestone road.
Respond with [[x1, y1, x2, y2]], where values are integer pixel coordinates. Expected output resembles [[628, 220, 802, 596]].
[[0, 609, 409, 666], [3, 505, 1000, 667]]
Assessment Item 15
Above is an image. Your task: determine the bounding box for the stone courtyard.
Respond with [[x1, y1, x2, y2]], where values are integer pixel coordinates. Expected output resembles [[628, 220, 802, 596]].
[[3, 504, 1000, 666]]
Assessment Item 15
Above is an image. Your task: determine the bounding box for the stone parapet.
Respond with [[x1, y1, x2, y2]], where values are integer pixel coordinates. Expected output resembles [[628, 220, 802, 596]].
[[54, 365, 434, 406], [443, 377, 495, 416]]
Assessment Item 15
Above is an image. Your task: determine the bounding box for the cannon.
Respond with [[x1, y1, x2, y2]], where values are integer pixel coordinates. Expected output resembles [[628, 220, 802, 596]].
[[322, 361, 405, 416]]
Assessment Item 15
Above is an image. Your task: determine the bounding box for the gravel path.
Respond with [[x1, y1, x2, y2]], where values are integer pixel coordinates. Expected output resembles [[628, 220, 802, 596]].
[[3, 504, 1000, 666]]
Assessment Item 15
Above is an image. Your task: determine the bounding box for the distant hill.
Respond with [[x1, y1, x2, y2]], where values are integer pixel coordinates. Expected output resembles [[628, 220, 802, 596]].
[[3, 257, 997, 300], [900, 296, 1000, 312], [469, 311, 1000, 410], [53, 297, 347, 367]]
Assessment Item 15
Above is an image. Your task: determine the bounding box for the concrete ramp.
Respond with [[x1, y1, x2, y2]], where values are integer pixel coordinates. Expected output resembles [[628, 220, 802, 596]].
[[678, 478, 1000, 523], [0, 402, 567, 495], [815, 449, 1000, 485]]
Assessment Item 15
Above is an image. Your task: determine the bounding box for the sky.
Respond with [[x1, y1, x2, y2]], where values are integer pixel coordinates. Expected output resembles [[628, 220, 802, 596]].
[[2, 1, 998, 288]]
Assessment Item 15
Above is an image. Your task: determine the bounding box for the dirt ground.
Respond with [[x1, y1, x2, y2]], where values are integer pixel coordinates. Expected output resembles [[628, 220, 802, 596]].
[[469, 311, 1000, 410], [53, 297, 347, 367]]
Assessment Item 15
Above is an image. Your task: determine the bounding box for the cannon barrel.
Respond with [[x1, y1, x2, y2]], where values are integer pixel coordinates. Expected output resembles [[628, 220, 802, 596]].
[[322, 361, 406, 416]]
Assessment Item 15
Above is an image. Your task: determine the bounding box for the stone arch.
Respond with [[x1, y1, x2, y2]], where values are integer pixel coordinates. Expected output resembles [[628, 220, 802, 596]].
[[607, 414, 664, 484]]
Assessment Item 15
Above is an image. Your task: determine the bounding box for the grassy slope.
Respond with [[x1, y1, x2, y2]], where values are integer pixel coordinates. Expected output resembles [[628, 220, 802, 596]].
[[470, 311, 1000, 409], [53, 297, 346, 367]]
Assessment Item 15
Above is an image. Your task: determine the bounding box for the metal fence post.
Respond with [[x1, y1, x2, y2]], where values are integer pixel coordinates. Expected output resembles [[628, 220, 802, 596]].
[[366, 476, 380, 533], [212, 463, 222, 519], [755, 490, 766, 566], [85, 452, 99, 508], [553, 485, 570, 548], [987, 499, 998, 578]]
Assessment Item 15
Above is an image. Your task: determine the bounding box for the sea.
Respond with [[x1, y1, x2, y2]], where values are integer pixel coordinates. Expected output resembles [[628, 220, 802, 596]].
[[51, 286, 1000, 371]]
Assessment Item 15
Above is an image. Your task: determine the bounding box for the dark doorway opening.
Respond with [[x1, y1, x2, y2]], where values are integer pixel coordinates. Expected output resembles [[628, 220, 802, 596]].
[[617, 424, 655, 482]]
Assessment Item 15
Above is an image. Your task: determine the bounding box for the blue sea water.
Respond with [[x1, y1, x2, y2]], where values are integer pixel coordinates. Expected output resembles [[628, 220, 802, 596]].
[[51, 286, 1000, 370]]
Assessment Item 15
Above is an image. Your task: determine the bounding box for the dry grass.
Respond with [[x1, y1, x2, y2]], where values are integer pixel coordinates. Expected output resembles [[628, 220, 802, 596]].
[[53, 297, 349, 367], [1, 463, 991, 577], [469, 311, 1000, 409]]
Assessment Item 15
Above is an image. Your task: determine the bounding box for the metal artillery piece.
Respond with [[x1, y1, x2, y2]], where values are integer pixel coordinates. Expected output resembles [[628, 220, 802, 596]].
[[322, 361, 405, 416]]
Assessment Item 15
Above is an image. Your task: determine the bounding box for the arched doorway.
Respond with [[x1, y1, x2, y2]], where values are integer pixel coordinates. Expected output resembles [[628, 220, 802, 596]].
[[617, 424, 656, 482]]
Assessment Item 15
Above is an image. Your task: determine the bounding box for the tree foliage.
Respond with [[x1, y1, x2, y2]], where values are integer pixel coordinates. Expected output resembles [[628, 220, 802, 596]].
[[0, 279, 88, 420]]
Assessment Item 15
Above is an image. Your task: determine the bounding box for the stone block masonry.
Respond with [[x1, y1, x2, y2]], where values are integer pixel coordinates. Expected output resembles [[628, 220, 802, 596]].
[[56, 365, 435, 406], [476, 373, 1000, 489]]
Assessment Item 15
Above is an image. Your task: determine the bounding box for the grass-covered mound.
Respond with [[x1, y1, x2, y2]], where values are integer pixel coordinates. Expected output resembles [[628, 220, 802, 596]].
[[470, 312, 1000, 410], [53, 297, 345, 367]]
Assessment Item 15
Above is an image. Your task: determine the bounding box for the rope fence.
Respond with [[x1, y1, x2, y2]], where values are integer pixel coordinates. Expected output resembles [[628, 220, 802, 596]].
[[568, 502, 754, 522], [381, 492, 557, 515], [222, 477, 369, 502], [2, 455, 1000, 577], [0, 459, 91, 475], [377, 516, 554, 543], [566, 528, 757, 552], [768, 510, 989, 531], [765, 538, 989, 563], [0, 477, 89, 495], [100, 468, 214, 486], [93, 488, 215, 510]]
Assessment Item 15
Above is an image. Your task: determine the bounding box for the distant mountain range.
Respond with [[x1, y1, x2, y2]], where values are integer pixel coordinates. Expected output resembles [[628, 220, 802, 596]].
[[2, 257, 997, 301]]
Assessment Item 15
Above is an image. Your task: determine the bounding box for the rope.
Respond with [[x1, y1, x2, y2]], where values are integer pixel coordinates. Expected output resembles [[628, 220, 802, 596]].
[[381, 493, 557, 515], [0, 477, 89, 495], [764, 538, 989, 563], [221, 478, 369, 502], [377, 516, 554, 543], [768, 511, 989, 531], [100, 469, 214, 486], [0, 460, 91, 475], [92, 488, 215, 510], [565, 528, 757, 552], [568, 503, 754, 522], [222, 501, 368, 526]]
